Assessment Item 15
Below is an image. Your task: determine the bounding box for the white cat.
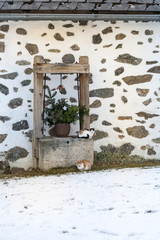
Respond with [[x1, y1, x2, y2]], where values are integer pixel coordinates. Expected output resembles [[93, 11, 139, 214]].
[[77, 128, 95, 138], [76, 160, 91, 171]]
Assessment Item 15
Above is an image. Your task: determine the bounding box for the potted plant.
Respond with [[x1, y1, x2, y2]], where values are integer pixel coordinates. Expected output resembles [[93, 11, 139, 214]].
[[44, 86, 88, 137]]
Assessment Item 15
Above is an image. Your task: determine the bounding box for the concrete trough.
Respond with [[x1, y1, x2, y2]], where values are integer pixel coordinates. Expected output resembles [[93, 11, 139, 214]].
[[38, 136, 94, 170]]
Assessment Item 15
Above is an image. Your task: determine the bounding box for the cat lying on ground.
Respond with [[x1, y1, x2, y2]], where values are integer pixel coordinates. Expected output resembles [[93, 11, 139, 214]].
[[76, 160, 91, 171], [77, 128, 95, 138]]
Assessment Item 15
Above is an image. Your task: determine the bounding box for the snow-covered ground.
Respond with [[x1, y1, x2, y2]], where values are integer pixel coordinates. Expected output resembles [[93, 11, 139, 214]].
[[0, 167, 160, 240]]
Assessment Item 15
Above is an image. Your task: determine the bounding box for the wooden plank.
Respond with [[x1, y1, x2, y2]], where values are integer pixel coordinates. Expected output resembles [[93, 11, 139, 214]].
[[33, 55, 44, 168], [36, 63, 90, 74], [79, 56, 90, 130]]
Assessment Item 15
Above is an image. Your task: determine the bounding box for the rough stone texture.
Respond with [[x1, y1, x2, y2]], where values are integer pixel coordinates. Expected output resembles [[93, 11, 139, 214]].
[[121, 96, 128, 104], [102, 120, 112, 126], [147, 147, 156, 156], [21, 80, 31, 86], [0, 72, 18, 80], [90, 100, 102, 108], [118, 116, 132, 120], [0, 33, 5, 39], [89, 88, 114, 98], [115, 33, 126, 40], [100, 144, 117, 153], [113, 127, 123, 133], [136, 88, 149, 97], [122, 74, 152, 85], [115, 67, 124, 76], [24, 68, 33, 75], [113, 80, 121, 86], [8, 98, 23, 109], [25, 130, 33, 142], [0, 116, 11, 123], [100, 143, 134, 155], [136, 112, 159, 119], [62, 54, 75, 64], [147, 66, 160, 73], [0, 25, 9, 32], [12, 120, 29, 131], [152, 138, 160, 144], [6, 146, 28, 162], [0, 160, 10, 174], [48, 49, 60, 53], [99, 68, 107, 72], [71, 44, 80, 51], [93, 130, 108, 140], [143, 98, 152, 106], [92, 34, 102, 44], [115, 54, 142, 65], [146, 61, 158, 65], [0, 42, 5, 52], [10, 167, 25, 174], [102, 27, 113, 34], [63, 24, 74, 28], [25, 43, 39, 55], [90, 114, 98, 123], [0, 83, 9, 95], [126, 126, 149, 138], [54, 33, 64, 41], [70, 97, 77, 103], [16, 60, 30, 66], [131, 30, 139, 35], [145, 30, 153, 35], [16, 28, 27, 35], [0, 134, 7, 143], [48, 23, 55, 29], [38, 137, 94, 170]]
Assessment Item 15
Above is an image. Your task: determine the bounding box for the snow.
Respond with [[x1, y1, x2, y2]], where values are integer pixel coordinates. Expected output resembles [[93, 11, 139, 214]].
[[0, 167, 160, 240]]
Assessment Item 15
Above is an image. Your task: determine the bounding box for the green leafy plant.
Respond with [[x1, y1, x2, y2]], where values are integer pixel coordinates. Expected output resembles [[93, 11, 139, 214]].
[[44, 86, 88, 127]]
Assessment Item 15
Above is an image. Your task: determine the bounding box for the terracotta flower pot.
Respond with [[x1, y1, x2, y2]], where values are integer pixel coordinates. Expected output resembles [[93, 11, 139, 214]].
[[55, 123, 70, 137]]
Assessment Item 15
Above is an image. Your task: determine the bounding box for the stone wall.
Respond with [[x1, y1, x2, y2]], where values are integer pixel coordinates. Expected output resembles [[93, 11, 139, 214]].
[[0, 20, 160, 169]]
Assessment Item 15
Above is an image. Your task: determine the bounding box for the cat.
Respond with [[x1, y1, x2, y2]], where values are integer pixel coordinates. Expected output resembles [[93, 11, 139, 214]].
[[76, 160, 91, 171], [77, 128, 95, 138]]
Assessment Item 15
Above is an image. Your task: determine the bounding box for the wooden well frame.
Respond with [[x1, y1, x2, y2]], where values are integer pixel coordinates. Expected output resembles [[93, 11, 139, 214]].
[[33, 55, 90, 168]]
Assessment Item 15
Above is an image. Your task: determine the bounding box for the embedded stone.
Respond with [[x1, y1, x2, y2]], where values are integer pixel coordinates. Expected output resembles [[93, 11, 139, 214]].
[[71, 44, 80, 51], [92, 34, 102, 44], [146, 61, 158, 65], [115, 54, 142, 65], [147, 148, 156, 156], [0, 160, 10, 174], [90, 114, 98, 123], [115, 33, 126, 40], [147, 66, 160, 73], [0, 72, 18, 80], [0, 42, 5, 52], [25, 43, 39, 55], [136, 88, 149, 97], [62, 54, 75, 64], [113, 80, 121, 86], [0, 134, 7, 143], [143, 98, 152, 106], [131, 30, 139, 35], [25, 130, 33, 142], [89, 88, 114, 98], [6, 146, 28, 162], [121, 96, 128, 104], [99, 68, 107, 72], [16, 28, 27, 35], [63, 24, 74, 28], [103, 44, 112, 48], [145, 30, 153, 35], [101, 58, 106, 64], [115, 44, 122, 49], [152, 138, 160, 144], [79, 21, 88, 26], [0, 84, 9, 95], [93, 130, 108, 140], [11, 167, 25, 174], [157, 98, 160, 102], [8, 98, 23, 109], [149, 124, 155, 129], [102, 27, 113, 34], [48, 49, 61, 53], [54, 33, 64, 41], [113, 127, 123, 133], [118, 116, 132, 120], [115, 67, 124, 76], [90, 100, 101, 108], [24, 68, 33, 75], [70, 97, 77, 103], [100, 144, 117, 153], [0, 116, 10, 122], [48, 23, 55, 29], [0, 25, 9, 32], [136, 112, 159, 119], [21, 80, 31, 86], [122, 74, 152, 85], [119, 143, 135, 155], [126, 126, 149, 138], [67, 32, 74, 36], [102, 120, 112, 126], [12, 120, 29, 131], [16, 60, 30, 66]]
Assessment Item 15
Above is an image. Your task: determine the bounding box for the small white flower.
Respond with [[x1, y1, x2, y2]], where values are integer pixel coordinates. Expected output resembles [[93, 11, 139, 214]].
[[63, 106, 67, 110]]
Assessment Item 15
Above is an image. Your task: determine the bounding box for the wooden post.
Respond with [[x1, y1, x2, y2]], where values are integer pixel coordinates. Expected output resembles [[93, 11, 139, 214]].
[[79, 56, 90, 130], [33, 55, 44, 168]]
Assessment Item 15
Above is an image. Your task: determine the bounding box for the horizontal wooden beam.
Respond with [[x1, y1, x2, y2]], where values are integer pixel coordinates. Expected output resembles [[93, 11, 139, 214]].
[[35, 63, 90, 74]]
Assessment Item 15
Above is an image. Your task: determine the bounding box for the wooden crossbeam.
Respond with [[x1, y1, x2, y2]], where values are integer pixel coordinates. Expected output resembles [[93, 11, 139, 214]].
[[35, 63, 90, 74]]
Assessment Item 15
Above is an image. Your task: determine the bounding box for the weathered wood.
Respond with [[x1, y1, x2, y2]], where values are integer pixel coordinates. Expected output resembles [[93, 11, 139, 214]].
[[36, 63, 89, 74], [79, 56, 90, 130], [33, 55, 44, 168]]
